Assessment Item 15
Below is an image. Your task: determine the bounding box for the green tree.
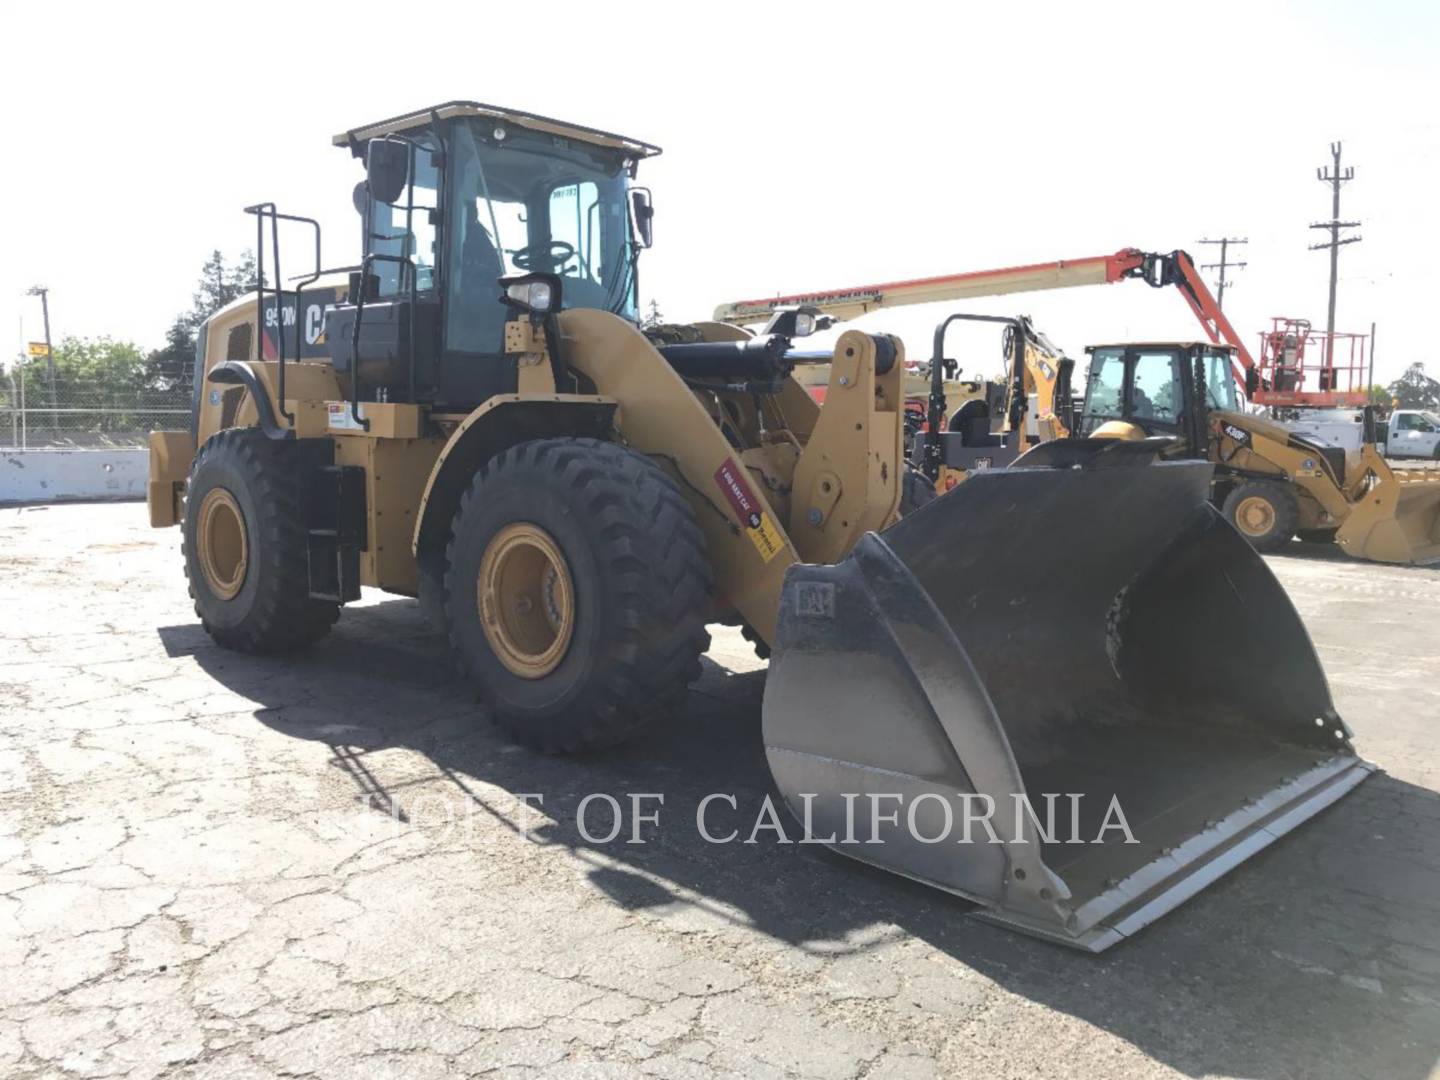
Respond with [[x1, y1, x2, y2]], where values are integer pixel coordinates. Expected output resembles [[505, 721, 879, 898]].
[[1386, 362, 1440, 410], [7, 336, 150, 441], [640, 299, 664, 330], [145, 250, 258, 390]]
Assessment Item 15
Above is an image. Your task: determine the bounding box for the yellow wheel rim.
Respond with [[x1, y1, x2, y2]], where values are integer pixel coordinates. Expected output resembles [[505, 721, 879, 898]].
[[1234, 495, 1276, 538], [197, 487, 248, 600], [478, 523, 575, 679]]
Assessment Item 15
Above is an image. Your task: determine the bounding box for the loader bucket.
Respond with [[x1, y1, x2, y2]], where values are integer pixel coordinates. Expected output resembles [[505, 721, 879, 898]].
[[762, 454, 1373, 951], [1335, 465, 1440, 566]]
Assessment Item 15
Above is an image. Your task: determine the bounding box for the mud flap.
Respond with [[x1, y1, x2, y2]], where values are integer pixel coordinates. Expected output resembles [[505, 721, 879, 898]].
[[762, 458, 1373, 951]]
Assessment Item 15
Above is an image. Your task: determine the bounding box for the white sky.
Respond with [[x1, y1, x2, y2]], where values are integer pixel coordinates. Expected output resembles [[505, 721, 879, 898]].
[[2, 0, 1436, 385]]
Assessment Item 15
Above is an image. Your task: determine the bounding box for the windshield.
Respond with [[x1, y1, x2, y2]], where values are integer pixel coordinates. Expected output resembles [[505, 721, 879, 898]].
[[1130, 350, 1182, 427], [1080, 346, 1186, 434], [1204, 349, 1240, 411], [446, 120, 638, 355]]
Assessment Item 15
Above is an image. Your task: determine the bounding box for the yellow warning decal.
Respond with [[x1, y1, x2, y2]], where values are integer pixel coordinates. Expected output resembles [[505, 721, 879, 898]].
[[713, 460, 784, 563]]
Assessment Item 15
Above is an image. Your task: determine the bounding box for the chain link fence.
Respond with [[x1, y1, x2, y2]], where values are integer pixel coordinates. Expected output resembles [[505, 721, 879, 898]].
[[1, 367, 190, 450]]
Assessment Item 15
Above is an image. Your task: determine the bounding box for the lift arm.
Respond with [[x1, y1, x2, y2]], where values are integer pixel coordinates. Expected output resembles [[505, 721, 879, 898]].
[[714, 248, 1257, 382]]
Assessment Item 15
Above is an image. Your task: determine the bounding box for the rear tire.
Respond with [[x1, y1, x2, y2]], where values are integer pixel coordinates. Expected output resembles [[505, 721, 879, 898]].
[[444, 438, 712, 753], [1221, 480, 1299, 553], [183, 428, 340, 652]]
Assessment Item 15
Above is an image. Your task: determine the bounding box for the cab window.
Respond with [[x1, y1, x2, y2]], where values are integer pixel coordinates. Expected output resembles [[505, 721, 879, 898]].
[[444, 120, 638, 357], [1204, 351, 1240, 411], [548, 181, 601, 287], [1082, 349, 1126, 432], [1129, 351, 1182, 429], [369, 139, 440, 298]]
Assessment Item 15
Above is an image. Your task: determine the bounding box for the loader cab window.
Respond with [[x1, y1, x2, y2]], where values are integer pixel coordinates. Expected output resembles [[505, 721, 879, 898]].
[[1081, 347, 1184, 434], [445, 120, 640, 356], [548, 181, 606, 288], [368, 138, 440, 298], [1081, 348, 1127, 432], [1129, 351, 1182, 430], [1203, 349, 1240, 411]]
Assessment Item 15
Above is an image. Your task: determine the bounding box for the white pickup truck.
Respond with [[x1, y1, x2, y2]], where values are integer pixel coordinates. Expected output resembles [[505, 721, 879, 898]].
[[1380, 409, 1440, 459], [1280, 408, 1440, 459]]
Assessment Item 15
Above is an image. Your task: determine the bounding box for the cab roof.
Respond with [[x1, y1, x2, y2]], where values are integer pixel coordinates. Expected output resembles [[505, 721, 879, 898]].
[[333, 101, 662, 160]]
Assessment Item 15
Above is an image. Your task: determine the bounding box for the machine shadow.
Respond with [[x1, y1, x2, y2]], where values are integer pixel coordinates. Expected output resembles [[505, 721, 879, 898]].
[[166, 597, 1440, 1080]]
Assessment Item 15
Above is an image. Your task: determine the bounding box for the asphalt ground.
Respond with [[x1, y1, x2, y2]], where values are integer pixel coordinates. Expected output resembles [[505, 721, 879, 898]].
[[1, 502, 1437, 1079]]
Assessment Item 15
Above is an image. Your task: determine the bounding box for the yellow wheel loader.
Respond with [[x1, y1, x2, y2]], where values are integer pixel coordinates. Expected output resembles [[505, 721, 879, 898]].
[[146, 101, 1371, 951]]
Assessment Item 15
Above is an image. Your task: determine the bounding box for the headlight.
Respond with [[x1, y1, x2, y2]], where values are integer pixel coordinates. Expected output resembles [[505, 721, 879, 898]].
[[507, 280, 553, 313], [499, 273, 562, 316]]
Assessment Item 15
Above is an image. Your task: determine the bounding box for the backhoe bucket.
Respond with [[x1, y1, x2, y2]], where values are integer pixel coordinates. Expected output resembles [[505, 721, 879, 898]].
[[1335, 465, 1440, 566], [762, 455, 1372, 951]]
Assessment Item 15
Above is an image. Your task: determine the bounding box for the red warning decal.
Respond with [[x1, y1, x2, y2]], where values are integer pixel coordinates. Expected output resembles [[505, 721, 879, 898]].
[[713, 461, 783, 562]]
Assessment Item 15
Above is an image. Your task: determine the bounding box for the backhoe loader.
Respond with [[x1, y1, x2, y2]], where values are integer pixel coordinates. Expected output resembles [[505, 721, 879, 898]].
[[146, 101, 1370, 951], [722, 249, 1440, 563], [1063, 341, 1440, 561]]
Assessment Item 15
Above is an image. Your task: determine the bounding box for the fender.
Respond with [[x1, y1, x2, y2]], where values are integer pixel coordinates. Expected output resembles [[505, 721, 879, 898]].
[[207, 361, 291, 440]]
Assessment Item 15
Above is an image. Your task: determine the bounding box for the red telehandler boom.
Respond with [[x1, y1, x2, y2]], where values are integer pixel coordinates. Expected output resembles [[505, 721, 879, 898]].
[[714, 248, 1369, 408]]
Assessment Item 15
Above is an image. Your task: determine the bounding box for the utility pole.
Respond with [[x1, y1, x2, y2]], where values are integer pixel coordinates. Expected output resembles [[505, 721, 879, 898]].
[[1309, 142, 1361, 367], [1198, 237, 1248, 309], [26, 285, 57, 425]]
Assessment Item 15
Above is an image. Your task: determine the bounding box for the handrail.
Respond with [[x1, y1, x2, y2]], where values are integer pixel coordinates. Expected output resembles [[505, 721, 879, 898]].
[[243, 203, 323, 431]]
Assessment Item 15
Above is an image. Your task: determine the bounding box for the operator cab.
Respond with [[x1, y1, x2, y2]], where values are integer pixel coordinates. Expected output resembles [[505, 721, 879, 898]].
[[327, 101, 660, 411], [1079, 342, 1239, 444]]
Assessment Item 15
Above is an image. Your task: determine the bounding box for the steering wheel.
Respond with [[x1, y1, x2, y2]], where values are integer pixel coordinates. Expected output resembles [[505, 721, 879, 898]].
[[510, 241, 576, 273]]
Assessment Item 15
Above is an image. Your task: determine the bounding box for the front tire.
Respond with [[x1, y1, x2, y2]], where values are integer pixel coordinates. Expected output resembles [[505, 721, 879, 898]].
[[444, 438, 712, 753], [183, 428, 339, 652], [1221, 480, 1299, 553]]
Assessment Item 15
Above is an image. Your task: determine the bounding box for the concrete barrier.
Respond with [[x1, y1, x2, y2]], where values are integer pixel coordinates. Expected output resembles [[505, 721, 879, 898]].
[[1, 449, 148, 505]]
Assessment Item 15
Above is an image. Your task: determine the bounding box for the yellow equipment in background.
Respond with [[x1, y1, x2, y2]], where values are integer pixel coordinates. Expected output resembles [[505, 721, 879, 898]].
[[720, 251, 1440, 564]]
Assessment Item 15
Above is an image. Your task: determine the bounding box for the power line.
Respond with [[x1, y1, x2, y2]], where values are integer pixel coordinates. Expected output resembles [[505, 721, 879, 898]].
[[1198, 237, 1248, 309], [1309, 141, 1361, 367]]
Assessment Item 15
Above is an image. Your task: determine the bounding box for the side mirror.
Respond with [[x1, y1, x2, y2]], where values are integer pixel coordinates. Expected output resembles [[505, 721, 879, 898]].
[[365, 138, 410, 206], [630, 188, 654, 248], [1244, 367, 1260, 398]]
